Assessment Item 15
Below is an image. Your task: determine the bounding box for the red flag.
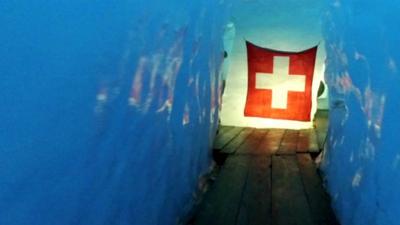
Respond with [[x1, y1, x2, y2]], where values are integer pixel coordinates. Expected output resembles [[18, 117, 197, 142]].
[[244, 41, 318, 121]]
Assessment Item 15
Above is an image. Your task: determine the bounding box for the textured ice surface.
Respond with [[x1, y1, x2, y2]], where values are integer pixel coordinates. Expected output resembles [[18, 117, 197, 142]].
[[0, 1, 227, 224], [322, 1, 400, 225]]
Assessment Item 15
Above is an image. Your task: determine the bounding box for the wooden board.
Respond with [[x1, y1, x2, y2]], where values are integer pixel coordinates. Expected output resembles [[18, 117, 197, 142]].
[[222, 128, 254, 154], [194, 126, 338, 225], [297, 129, 319, 153], [276, 130, 299, 155], [237, 156, 272, 225], [217, 126, 234, 135], [193, 155, 249, 225], [256, 129, 285, 155], [272, 155, 314, 225], [214, 127, 244, 150], [235, 129, 268, 155], [297, 154, 339, 225]]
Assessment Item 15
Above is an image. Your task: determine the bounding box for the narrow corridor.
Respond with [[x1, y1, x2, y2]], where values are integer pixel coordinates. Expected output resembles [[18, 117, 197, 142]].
[[2, 1, 399, 225]]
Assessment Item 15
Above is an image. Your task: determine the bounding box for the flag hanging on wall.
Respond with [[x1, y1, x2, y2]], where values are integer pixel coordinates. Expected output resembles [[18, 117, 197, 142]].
[[244, 41, 318, 121]]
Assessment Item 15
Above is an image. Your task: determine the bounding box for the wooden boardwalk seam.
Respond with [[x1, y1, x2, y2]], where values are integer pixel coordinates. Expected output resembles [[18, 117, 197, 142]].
[[191, 113, 338, 225]]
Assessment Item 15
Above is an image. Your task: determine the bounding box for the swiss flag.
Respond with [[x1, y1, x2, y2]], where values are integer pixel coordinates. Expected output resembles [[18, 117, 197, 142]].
[[244, 41, 318, 121]]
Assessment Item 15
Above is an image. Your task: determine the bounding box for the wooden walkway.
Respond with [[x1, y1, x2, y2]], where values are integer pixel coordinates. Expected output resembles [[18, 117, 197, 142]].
[[190, 113, 338, 225]]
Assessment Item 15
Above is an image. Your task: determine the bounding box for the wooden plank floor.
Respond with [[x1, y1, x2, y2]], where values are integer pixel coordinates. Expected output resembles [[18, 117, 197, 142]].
[[190, 119, 338, 225]]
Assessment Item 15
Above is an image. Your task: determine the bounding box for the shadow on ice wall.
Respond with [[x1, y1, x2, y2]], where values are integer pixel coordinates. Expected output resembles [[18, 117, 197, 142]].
[[0, 1, 228, 225], [322, 1, 400, 225]]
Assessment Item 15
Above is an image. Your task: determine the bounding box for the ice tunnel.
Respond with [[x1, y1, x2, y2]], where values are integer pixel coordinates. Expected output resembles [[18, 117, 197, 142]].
[[1, 0, 400, 225]]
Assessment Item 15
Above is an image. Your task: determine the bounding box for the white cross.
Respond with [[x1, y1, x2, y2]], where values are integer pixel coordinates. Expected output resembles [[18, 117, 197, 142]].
[[255, 56, 306, 109]]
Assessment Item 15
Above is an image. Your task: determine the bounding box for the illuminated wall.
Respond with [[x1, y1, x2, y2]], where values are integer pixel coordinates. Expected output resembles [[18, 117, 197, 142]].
[[220, 0, 327, 129], [0, 1, 227, 224], [322, 1, 400, 225]]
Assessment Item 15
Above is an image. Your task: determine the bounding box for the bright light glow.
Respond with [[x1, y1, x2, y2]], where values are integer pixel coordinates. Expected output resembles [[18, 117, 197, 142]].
[[220, 0, 327, 129]]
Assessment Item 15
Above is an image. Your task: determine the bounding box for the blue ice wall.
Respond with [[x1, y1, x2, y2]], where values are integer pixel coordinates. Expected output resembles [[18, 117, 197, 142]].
[[322, 1, 400, 225], [0, 1, 227, 224]]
